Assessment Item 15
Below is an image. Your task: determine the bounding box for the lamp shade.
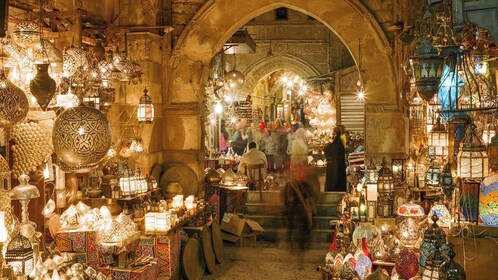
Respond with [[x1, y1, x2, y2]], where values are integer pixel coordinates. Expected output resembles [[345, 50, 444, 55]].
[[457, 123, 488, 179], [0, 71, 29, 128], [11, 174, 39, 200], [397, 201, 425, 219], [53, 106, 112, 167], [409, 38, 444, 101], [137, 88, 154, 124]]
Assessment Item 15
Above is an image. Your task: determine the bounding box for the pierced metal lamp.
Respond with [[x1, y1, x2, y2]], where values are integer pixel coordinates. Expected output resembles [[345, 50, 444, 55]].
[[11, 174, 40, 226]]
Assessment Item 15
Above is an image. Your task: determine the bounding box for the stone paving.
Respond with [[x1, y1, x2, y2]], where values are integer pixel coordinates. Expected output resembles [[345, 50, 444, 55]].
[[203, 241, 327, 280]]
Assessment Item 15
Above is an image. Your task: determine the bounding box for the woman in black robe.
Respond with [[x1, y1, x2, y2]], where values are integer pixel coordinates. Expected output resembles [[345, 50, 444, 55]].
[[324, 126, 347, 192]]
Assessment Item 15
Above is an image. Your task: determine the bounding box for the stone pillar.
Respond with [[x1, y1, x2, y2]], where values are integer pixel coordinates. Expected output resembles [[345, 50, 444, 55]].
[[113, 32, 164, 174]]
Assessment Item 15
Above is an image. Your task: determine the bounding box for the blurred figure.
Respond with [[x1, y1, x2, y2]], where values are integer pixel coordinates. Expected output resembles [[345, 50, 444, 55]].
[[282, 164, 319, 264], [290, 128, 308, 167], [324, 126, 347, 191], [269, 120, 288, 172], [238, 141, 268, 182], [231, 119, 248, 155]]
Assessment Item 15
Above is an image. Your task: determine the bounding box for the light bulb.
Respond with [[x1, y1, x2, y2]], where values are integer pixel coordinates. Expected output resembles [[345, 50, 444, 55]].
[[356, 183, 363, 193], [357, 90, 365, 100], [214, 102, 223, 114], [43, 162, 50, 180], [77, 127, 85, 135], [230, 117, 237, 124]]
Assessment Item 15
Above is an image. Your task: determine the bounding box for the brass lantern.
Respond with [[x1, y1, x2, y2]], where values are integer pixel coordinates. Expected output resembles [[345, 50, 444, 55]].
[[409, 38, 445, 101], [11, 174, 40, 226], [137, 87, 154, 124], [5, 234, 34, 276], [457, 123, 488, 179], [428, 118, 448, 161], [377, 158, 394, 194]]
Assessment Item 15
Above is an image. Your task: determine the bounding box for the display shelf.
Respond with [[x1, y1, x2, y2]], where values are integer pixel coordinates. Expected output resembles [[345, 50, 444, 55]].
[[83, 188, 161, 204]]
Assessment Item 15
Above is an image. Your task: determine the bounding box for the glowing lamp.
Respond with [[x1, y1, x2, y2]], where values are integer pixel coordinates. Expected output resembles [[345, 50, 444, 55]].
[[377, 158, 394, 194], [457, 123, 488, 179], [173, 195, 184, 208], [482, 123, 496, 144], [137, 87, 154, 124], [5, 234, 34, 276], [428, 118, 448, 160], [185, 195, 195, 210]]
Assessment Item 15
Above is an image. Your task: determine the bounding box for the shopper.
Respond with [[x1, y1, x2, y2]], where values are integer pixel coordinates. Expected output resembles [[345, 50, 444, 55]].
[[290, 128, 308, 167], [324, 126, 347, 192], [231, 119, 248, 155], [237, 141, 268, 181]]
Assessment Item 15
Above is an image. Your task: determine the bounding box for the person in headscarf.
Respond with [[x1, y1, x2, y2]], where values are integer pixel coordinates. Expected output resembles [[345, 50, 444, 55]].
[[324, 126, 347, 192]]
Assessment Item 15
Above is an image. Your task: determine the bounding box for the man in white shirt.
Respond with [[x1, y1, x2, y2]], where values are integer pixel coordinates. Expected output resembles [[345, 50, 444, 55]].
[[238, 141, 268, 180]]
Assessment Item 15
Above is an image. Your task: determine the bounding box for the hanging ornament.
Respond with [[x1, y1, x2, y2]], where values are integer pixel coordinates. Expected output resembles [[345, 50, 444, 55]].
[[225, 70, 245, 89], [0, 71, 29, 127], [29, 63, 57, 110], [395, 248, 419, 279], [52, 106, 112, 168]]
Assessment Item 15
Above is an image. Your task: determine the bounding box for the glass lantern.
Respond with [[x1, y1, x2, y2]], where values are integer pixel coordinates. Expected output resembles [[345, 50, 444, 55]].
[[5, 234, 34, 276], [377, 158, 394, 195], [425, 162, 441, 188], [439, 243, 466, 280], [137, 87, 154, 124], [420, 214, 449, 268], [428, 117, 448, 161], [392, 158, 405, 185], [422, 240, 447, 280], [426, 96, 441, 133], [457, 123, 488, 179], [442, 163, 454, 198], [364, 158, 378, 184], [409, 38, 445, 101]]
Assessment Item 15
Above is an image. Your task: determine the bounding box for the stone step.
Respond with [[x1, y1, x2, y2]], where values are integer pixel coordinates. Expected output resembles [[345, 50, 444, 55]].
[[245, 202, 338, 217], [261, 228, 334, 243], [245, 215, 338, 230], [246, 191, 344, 204]]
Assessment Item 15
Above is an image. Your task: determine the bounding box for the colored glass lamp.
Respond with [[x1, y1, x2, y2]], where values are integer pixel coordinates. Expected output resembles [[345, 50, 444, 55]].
[[409, 38, 444, 101], [428, 117, 448, 160], [420, 214, 449, 268]]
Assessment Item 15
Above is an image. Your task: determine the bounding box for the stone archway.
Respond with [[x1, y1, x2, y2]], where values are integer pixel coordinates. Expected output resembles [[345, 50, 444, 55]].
[[164, 0, 408, 182], [239, 54, 321, 97]]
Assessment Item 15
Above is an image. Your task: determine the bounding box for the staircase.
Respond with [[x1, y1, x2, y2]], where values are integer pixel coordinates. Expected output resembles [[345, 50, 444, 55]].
[[244, 190, 344, 243]]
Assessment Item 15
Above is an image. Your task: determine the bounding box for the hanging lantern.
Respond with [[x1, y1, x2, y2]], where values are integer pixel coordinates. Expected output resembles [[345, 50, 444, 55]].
[[482, 123, 496, 145], [428, 117, 448, 160], [425, 162, 441, 188], [409, 38, 444, 101], [53, 106, 112, 168], [457, 123, 488, 179], [225, 70, 245, 89], [420, 214, 449, 268], [377, 158, 394, 194], [0, 71, 29, 127], [439, 243, 466, 280], [422, 240, 448, 280], [12, 19, 40, 48], [29, 63, 57, 110], [5, 233, 34, 276], [442, 163, 454, 198], [137, 87, 154, 124]]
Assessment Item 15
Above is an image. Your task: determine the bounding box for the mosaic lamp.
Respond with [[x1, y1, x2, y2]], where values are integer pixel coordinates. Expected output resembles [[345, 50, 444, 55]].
[[5, 233, 34, 276], [429, 202, 451, 228], [11, 174, 40, 226], [397, 201, 425, 247], [137, 87, 154, 124], [479, 173, 498, 227], [409, 38, 444, 101], [457, 123, 488, 179]]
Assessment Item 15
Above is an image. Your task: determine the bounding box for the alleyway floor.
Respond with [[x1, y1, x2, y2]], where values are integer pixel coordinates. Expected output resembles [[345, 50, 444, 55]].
[[203, 241, 327, 280]]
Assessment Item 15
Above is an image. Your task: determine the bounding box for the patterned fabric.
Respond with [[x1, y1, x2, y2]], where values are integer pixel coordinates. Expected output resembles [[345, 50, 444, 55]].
[[55, 230, 97, 253], [138, 231, 181, 276], [480, 178, 498, 226]]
